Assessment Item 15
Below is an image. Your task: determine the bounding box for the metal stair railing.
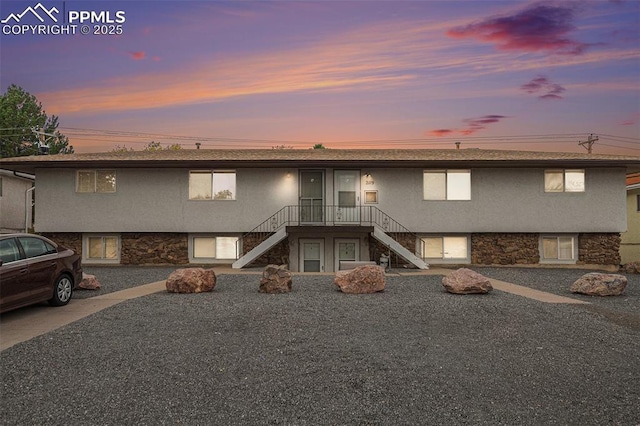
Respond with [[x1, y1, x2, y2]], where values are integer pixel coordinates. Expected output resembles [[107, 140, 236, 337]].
[[366, 207, 424, 260], [236, 205, 293, 258], [236, 205, 423, 259]]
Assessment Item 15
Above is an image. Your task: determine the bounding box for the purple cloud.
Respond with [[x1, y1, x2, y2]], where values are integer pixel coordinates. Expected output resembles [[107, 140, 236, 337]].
[[447, 3, 588, 55], [428, 115, 510, 136], [521, 75, 566, 99]]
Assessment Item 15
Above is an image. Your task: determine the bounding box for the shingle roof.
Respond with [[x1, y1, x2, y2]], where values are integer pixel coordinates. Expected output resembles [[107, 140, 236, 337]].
[[2, 148, 640, 173]]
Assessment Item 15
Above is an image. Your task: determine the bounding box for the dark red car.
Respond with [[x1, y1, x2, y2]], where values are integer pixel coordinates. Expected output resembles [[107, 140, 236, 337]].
[[0, 234, 83, 314]]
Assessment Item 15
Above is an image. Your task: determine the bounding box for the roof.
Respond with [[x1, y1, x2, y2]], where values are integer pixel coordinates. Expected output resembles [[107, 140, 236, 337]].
[[1, 148, 640, 174], [627, 173, 640, 190], [627, 173, 640, 185], [0, 169, 35, 181]]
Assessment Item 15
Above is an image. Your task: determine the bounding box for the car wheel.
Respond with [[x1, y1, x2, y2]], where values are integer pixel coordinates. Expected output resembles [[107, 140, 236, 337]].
[[49, 274, 73, 306]]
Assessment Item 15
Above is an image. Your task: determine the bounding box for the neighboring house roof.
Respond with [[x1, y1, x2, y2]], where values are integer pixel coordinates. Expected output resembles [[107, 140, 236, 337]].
[[0, 168, 35, 181], [1, 149, 640, 173], [627, 173, 640, 190]]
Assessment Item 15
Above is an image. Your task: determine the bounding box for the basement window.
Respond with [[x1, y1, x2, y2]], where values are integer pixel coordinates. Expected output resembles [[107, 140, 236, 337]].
[[84, 234, 120, 263], [421, 236, 469, 262], [191, 236, 239, 262], [540, 235, 577, 263]]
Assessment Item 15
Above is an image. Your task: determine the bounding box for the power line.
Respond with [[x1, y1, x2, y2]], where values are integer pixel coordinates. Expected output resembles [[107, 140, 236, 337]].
[[3, 125, 638, 152]]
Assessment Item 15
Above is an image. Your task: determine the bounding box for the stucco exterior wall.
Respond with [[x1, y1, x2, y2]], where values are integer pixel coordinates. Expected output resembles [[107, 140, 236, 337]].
[[370, 167, 626, 233], [620, 188, 640, 264], [34, 168, 298, 232], [0, 173, 33, 233], [34, 166, 626, 234]]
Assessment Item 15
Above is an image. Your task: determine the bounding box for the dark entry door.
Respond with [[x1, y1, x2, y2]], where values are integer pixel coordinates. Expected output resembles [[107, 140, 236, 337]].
[[299, 171, 324, 223]]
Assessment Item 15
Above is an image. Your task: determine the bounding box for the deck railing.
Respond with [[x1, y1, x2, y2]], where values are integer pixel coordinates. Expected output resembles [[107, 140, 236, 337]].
[[236, 205, 422, 258]]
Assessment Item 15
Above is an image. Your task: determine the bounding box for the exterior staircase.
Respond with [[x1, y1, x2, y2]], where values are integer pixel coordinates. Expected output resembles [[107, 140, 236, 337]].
[[371, 226, 428, 269], [232, 205, 428, 270], [232, 228, 287, 269]]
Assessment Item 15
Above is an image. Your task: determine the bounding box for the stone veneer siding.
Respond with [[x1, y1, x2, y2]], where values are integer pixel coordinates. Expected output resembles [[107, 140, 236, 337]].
[[368, 233, 414, 267], [41, 232, 82, 256], [120, 233, 189, 265], [578, 233, 620, 265], [471, 233, 540, 265], [40, 231, 622, 267], [241, 233, 289, 267]]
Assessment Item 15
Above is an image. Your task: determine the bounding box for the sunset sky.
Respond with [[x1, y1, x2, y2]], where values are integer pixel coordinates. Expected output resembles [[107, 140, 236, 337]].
[[1, 0, 639, 154]]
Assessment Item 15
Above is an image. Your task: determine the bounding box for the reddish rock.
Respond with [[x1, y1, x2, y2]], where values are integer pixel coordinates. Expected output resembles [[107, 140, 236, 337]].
[[570, 273, 627, 296], [442, 268, 493, 294], [260, 264, 293, 294], [621, 262, 640, 274], [79, 273, 101, 290], [334, 265, 385, 294], [166, 268, 216, 293]]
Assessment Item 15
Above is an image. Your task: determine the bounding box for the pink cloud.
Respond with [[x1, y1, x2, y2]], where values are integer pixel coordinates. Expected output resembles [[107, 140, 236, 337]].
[[521, 75, 566, 99], [429, 129, 454, 137], [619, 113, 640, 126], [447, 4, 588, 55], [129, 51, 146, 60], [428, 115, 510, 136]]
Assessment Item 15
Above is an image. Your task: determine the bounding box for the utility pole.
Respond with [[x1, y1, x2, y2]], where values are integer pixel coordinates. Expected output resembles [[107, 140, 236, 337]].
[[578, 133, 598, 153], [31, 127, 59, 154]]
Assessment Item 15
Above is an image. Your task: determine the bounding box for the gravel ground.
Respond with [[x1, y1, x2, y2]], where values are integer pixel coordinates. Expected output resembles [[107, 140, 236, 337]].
[[2, 269, 640, 425], [73, 266, 181, 299], [469, 267, 640, 330]]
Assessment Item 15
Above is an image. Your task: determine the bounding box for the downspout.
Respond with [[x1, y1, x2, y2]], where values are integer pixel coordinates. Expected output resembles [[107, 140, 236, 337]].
[[25, 186, 35, 233]]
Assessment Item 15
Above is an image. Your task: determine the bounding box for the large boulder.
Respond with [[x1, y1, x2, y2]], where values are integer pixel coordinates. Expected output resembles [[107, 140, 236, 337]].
[[166, 268, 216, 293], [570, 273, 627, 296], [260, 264, 292, 294], [79, 273, 101, 290], [442, 268, 493, 294], [621, 262, 640, 274], [334, 265, 385, 294]]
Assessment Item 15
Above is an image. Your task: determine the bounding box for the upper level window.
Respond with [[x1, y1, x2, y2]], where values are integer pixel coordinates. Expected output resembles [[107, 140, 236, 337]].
[[544, 170, 584, 193], [77, 170, 116, 193], [189, 171, 236, 200], [423, 170, 470, 200], [636, 194, 640, 212]]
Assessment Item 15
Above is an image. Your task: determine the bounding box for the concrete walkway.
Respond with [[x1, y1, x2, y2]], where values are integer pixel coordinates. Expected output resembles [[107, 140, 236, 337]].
[[0, 281, 167, 352], [0, 267, 588, 352]]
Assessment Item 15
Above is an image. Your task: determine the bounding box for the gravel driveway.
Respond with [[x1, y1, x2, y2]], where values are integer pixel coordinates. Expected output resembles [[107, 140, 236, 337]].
[[1, 267, 639, 425]]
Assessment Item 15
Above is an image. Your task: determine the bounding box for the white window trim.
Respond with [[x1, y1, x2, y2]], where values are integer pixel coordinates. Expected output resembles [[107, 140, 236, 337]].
[[420, 235, 470, 264], [76, 170, 117, 193], [188, 234, 240, 264], [539, 234, 578, 264], [82, 234, 120, 264], [188, 170, 237, 201], [423, 170, 471, 201], [544, 169, 585, 193]]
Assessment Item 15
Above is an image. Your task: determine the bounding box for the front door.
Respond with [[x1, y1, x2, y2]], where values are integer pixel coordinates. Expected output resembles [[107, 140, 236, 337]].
[[334, 170, 360, 224], [335, 239, 360, 271], [300, 171, 324, 224], [299, 239, 324, 272]]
